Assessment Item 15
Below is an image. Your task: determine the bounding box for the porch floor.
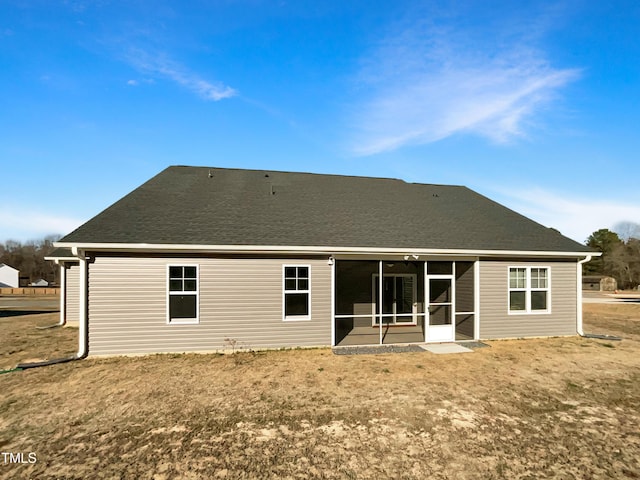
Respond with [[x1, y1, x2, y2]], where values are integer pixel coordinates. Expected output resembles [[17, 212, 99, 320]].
[[335, 325, 424, 346], [335, 326, 475, 346]]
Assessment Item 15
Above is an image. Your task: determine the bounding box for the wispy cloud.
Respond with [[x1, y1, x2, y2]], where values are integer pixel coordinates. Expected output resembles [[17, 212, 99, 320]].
[[494, 187, 640, 244], [125, 48, 236, 101], [0, 208, 83, 242], [349, 9, 580, 156]]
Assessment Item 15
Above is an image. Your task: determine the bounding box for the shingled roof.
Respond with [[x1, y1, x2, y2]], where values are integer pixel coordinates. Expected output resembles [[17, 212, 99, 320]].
[[59, 166, 591, 253]]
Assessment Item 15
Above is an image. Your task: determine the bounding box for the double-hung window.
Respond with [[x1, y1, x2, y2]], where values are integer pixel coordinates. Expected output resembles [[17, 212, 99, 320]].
[[508, 267, 550, 314], [283, 265, 311, 320], [168, 265, 199, 324]]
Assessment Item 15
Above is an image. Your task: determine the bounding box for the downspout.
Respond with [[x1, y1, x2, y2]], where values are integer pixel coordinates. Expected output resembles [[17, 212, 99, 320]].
[[58, 262, 66, 326], [379, 260, 383, 345], [473, 259, 480, 341], [16, 252, 89, 369], [76, 252, 89, 359], [576, 255, 592, 336]]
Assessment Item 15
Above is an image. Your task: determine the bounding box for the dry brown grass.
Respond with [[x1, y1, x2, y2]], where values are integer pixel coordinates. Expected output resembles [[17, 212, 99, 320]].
[[1, 302, 639, 479]]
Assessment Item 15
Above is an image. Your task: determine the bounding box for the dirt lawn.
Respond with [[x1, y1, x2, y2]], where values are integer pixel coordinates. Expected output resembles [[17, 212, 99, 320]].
[[1, 301, 639, 479]]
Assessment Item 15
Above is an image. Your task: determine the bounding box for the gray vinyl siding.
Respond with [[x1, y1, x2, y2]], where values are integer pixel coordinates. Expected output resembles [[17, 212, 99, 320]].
[[479, 260, 578, 339], [87, 256, 331, 356], [66, 263, 80, 325]]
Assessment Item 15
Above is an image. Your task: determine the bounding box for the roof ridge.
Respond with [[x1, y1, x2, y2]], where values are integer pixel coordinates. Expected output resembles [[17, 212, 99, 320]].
[[168, 164, 463, 187]]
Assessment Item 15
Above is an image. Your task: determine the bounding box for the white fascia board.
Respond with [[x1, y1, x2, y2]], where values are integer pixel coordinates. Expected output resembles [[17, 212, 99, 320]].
[[54, 241, 599, 259], [44, 256, 80, 263]]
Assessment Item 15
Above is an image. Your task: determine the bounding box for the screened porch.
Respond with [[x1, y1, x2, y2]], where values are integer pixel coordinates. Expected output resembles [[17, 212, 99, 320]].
[[333, 259, 476, 346]]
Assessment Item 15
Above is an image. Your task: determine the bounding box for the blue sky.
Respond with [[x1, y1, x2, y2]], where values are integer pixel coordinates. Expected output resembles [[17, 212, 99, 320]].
[[1, 0, 639, 244]]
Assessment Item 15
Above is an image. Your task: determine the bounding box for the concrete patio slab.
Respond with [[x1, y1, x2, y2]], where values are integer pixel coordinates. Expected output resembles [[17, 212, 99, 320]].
[[420, 343, 473, 354]]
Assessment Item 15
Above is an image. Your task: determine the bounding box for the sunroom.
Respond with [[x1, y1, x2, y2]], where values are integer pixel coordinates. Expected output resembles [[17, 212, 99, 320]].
[[333, 259, 477, 346]]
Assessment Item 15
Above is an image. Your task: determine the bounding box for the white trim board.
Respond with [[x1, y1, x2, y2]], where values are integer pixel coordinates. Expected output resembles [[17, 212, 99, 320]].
[[55, 241, 598, 259]]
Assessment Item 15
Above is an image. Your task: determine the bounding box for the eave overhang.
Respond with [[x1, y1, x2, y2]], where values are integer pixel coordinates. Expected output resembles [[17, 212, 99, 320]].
[[54, 241, 600, 260]]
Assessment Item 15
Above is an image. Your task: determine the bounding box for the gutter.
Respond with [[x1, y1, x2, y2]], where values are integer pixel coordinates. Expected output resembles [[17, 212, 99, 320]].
[[54, 241, 599, 259], [576, 255, 593, 336]]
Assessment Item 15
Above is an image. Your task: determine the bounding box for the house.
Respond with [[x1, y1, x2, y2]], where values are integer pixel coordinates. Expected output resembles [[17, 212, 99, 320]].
[[0, 263, 19, 288], [52, 166, 598, 357], [582, 275, 617, 292], [44, 248, 80, 326], [30, 279, 50, 287]]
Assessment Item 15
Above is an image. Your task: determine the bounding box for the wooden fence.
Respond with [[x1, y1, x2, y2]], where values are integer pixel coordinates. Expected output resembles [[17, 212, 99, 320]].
[[0, 288, 60, 295]]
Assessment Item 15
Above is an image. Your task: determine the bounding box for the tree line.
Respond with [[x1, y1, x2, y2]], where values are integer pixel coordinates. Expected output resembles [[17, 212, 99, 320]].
[[585, 221, 640, 290], [0, 236, 61, 286]]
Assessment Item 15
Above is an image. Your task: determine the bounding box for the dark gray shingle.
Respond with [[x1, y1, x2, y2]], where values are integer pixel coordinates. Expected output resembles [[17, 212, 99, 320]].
[[60, 166, 591, 253]]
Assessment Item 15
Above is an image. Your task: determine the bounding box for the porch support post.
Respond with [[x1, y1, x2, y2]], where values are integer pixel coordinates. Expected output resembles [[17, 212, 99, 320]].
[[424, 261, 428, 342], [379, 260, 383, 345], [474, 260, 480, 340], [330, 257, 335, 347]]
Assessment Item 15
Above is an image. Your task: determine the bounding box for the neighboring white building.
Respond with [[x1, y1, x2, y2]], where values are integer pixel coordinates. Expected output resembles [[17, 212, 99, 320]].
[[0, 263, 20, 288], [31, 278, 49, 287]]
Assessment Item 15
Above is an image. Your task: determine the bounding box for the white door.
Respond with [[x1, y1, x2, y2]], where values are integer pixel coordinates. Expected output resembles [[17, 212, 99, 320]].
[[427, 276, 455, 342]]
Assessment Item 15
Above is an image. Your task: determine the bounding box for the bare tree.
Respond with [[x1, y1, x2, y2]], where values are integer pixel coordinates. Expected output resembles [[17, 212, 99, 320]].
[[585, 228, 640, 289], [613, 221, 640, 242], [599, 236, 640, 289], [0, 235, 62, 285]]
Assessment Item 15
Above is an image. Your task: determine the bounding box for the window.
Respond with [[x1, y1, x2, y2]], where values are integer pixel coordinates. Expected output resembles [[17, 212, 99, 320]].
[[508, 267, 550, 314], [168, 265, 199, 324], [372, 274, 417, 325], [283, 265, 310, 320]]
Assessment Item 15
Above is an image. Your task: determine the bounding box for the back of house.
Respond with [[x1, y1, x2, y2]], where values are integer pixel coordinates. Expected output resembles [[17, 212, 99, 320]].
[[51, 166, 596, 356]]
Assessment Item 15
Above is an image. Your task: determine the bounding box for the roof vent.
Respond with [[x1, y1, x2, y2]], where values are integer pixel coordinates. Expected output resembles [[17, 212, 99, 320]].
[[208, 170, 214, 178]]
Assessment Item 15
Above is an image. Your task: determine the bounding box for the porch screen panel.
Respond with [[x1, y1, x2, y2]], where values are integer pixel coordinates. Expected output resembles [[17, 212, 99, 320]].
[[455, 262, 475, 312], [335, 261, 378, 317], [374, 276, 395, 316], [429, 305, 451, 325], [395, 276, 414, 323], [428, 261, 453, 275], [429, 279, 451, 303], [455, 313, 475, 339], [455, 262, 475, 340]]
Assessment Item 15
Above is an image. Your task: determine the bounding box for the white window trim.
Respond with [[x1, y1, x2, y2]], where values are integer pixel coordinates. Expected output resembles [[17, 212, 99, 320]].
[[166, 264, 199, 325], [508, 266, 551, 315], [371, 273, 418, 326], [282, 264, 312, 321]]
